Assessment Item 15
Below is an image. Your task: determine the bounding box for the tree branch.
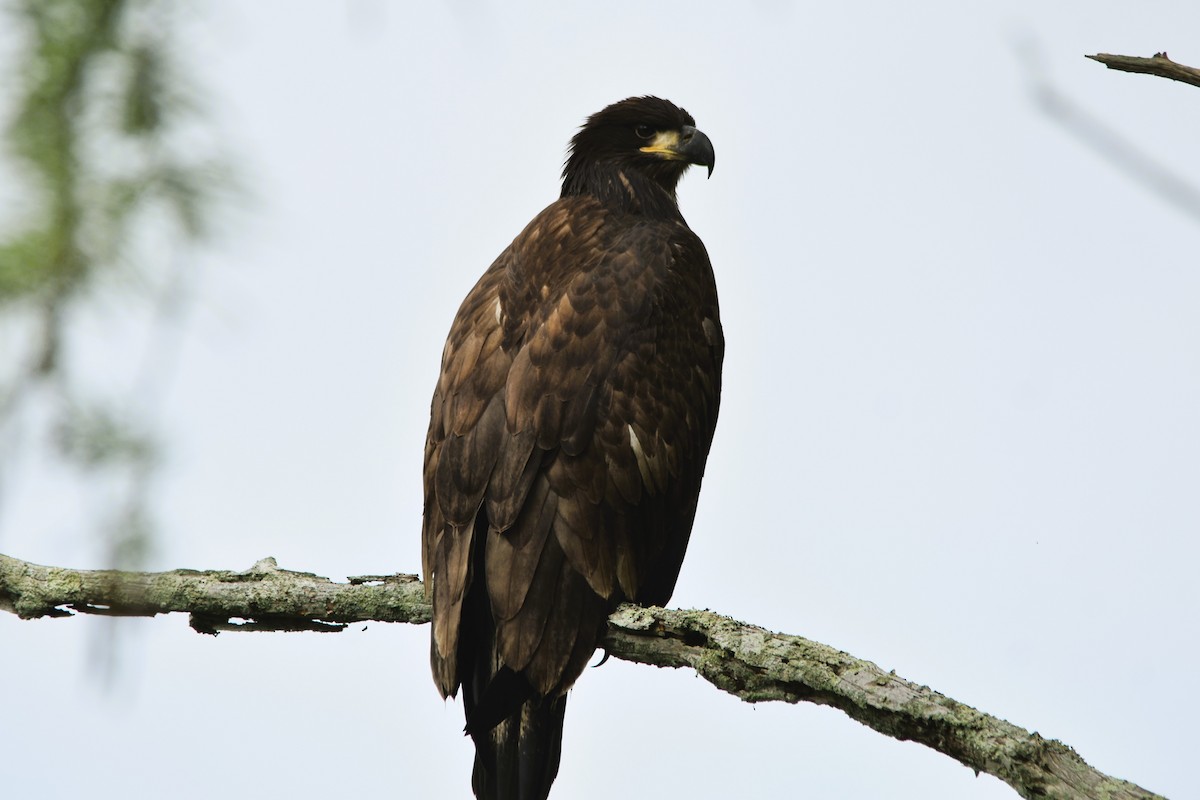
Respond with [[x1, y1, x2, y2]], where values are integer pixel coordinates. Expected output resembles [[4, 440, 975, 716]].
[[0, 552, 1165, 800], [0, 553, 430, 633], [1086, 52, 1200, 89]]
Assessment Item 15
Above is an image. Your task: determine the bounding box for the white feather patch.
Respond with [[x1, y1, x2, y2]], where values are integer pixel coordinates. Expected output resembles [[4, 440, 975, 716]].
[[628, 424, 654, 489]]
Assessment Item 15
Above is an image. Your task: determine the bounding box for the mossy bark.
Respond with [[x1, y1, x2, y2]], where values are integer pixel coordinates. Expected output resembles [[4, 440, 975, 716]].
[[0, 552, 1167, 800]]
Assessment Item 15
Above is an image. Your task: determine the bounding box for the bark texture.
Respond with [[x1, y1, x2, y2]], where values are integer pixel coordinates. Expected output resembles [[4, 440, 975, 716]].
[[0, 552, 1166, 800], [1087, 52, 1200, 89]]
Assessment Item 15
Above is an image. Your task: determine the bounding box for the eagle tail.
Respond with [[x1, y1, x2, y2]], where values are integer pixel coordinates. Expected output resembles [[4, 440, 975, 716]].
[[466, 675, 567, 800], [459, 513, 568, 800]]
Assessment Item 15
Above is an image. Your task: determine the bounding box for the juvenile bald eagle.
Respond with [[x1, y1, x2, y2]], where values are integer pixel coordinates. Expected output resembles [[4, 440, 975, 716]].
[[423, 96, 723, 800]]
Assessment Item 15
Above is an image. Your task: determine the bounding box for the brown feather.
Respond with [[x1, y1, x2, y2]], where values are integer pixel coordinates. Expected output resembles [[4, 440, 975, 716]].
[[485, 474, 557, 624], [431, 520, 474, 697]]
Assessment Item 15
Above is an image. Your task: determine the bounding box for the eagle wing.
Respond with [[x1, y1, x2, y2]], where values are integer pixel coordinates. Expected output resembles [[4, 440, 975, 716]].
[[423, 196, 723, 699]]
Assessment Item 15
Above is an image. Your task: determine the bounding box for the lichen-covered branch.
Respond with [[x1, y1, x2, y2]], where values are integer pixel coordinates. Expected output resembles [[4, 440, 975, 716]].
[[1086, 52, 1200, 90], [0, 553, 429, 633], [605, 606, 1164, 800], [0, 552, 1166, 800]]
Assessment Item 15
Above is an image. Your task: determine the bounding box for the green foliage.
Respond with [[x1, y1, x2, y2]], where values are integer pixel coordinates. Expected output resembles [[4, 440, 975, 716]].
[[1, 0, 232, 309], [53, 403, 157, 470], [0, 0, 236, 564]]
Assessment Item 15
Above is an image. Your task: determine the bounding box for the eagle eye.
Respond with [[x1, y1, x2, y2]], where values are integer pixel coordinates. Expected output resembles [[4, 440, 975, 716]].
[[634, 124, 655, 139]]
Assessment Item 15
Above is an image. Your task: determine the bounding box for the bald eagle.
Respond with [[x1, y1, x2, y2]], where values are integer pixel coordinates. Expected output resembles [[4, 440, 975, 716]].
[[423, 96, 723, 800]]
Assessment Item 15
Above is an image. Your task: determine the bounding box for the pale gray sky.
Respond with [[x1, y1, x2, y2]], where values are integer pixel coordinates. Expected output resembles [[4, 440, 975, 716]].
[[3, 2, 1198, 798]]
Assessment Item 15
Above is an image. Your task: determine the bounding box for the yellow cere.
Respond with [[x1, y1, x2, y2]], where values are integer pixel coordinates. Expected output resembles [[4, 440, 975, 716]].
[[638, 130, 684, 159]]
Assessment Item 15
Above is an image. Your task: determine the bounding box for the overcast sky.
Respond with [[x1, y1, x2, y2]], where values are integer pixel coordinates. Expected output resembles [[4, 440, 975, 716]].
[[3, 2, 1198, 798]]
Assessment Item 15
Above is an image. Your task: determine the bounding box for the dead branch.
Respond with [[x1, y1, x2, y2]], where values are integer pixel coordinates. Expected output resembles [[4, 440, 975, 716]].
[[0, 552, 1166, 800], [1087, 52, 1200, 89]]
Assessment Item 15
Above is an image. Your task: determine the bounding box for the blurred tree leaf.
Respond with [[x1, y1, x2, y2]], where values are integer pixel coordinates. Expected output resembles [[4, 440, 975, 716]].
[[0, 0, 239, 570], [53, 402, 157, 470]]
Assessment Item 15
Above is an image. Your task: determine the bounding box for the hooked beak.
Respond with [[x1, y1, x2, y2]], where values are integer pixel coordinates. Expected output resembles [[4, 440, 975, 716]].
[[640, 124, 715, 178]]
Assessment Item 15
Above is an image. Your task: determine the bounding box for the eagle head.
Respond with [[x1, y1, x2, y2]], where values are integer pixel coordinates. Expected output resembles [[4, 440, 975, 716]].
[[561, 96, 715, 206]]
